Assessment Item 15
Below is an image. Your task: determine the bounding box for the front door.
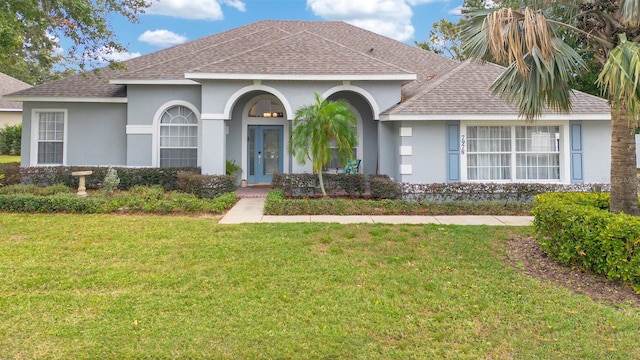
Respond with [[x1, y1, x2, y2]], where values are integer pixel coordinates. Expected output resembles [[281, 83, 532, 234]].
[[248, 125, 283, 184]]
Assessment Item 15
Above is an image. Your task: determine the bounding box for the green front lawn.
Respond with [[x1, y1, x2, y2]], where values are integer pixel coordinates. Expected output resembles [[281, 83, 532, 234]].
[[0, 155, 19, 163], [1, 215, 638, 359]]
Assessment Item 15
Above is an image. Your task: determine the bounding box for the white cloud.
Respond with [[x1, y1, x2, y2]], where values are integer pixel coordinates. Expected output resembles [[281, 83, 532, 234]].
[[222, 0, 246, 12], [307, 0, 444, 42], [94, 47, 141, 62], [138, 30, 188, 47], [146, 0, 246, 21]]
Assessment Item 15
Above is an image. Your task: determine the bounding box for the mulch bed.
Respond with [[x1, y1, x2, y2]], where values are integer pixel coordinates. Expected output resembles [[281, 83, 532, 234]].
[[504, 235, 640, 308]]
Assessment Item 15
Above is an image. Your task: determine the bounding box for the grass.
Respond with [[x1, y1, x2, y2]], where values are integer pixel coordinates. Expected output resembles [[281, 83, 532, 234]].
[[1, 215, 639, 359], [0, 155, 19, 163]]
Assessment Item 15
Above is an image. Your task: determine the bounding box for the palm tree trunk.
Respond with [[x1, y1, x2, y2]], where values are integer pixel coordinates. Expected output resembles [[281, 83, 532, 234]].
[[609, 102, 639, 215], [318, 171, 327, 197]]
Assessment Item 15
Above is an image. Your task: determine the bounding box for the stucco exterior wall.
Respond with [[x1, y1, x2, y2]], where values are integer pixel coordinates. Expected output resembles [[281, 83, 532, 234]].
[[126, 85, 202, 167], [200, 79, 401, 120], [127, 85, 201, 126], [21, 102, 127, 166], [396, 121, 448, 183], [378, 121, 398, 180]]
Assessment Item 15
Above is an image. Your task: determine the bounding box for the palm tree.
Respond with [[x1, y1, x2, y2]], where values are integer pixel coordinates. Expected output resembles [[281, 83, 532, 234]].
[[290, 92, 358, 197], [462, 1, 640, 215]]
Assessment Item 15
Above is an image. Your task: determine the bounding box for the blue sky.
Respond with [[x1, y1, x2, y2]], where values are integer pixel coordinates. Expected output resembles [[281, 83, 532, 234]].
[[98, 0, 463, 63]]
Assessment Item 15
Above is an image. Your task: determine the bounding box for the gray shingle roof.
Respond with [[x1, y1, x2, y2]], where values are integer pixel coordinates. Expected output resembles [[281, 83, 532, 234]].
[[384, 61, 610, 116], [9, 20, 455, 99], [0, 73, 31, 109], [6, 20, 610, 117]]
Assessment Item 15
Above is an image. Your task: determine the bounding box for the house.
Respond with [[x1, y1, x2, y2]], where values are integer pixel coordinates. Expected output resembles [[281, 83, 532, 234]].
[[5, 20, 611, 185], [0, 72, 31, 127]]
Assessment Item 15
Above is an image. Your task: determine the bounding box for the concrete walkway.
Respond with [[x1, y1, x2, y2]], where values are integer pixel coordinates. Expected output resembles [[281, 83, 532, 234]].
[[219, 198, 534, 226]]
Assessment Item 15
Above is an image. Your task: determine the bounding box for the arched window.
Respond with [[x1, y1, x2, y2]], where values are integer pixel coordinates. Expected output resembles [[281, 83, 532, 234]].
[[159, 105, 198, 167], [248, 99, 284, 118]]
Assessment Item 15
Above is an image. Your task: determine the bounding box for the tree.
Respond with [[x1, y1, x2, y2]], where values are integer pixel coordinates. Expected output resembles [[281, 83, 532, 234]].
[[462, 1, 640, 215], [416, 19, 466, 61], [415, 1, 603, 97], [290, 93, 358, 197], [0, 0, 151, 83]]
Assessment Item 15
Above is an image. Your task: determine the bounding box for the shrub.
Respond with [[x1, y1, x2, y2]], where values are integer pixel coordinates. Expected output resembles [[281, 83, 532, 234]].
[[0, 186, 236, 215], [0, 183, 71, 196], [102, 167, 120, 194], [0, 124, 21, 155], [272, 173, 317, 197], [176, 172, 236, 198], [20, 166, 201, 190], [0, 162, 20, 186], [370, 175, 401, 200], [322, 173, 366, 197], [263, 189, 532, 216], [226, 159, 242, 175], [0, 193, 106, 213], [533, 192, 640, 291], [400, 182, 610, 202], [272, 173, 366, 198]]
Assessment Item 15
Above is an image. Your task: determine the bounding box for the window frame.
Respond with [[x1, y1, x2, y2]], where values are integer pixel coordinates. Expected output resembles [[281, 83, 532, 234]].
[[30, 109, 68, 166], [152, 101, 201, 168], [460, 122, 568, 183]]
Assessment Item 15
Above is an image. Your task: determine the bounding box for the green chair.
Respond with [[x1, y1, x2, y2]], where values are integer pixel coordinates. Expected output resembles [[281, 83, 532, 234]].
[[344, 159, 361, 174]]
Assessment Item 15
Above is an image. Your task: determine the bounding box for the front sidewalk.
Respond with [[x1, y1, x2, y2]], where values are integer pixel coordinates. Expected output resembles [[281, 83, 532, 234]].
[[219, 198, 534, 225]]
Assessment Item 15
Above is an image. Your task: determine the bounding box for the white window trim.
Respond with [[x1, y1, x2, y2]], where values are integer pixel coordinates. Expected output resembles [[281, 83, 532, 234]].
[[152, 100, 202, 168], [30, 109, 68, 166], [460, 121, 570, 183]]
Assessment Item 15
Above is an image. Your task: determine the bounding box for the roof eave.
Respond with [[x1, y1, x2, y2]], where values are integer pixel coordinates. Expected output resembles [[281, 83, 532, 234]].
[[109, 79, 201, 85], [3, 96, 128, 103], [184, 73, 417, 82], [379, 113, 612, 121]]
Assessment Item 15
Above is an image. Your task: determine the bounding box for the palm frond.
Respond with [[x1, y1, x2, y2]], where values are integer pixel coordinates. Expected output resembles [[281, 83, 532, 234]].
[[597, 33, 640, 124], [621, 0, 640, 27], [464, 5, 584, 120]]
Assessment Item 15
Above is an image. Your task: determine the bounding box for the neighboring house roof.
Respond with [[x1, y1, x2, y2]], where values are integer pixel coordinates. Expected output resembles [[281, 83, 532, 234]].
[[5, 20, 610, 118], [383, 61, 610, 118], [0, 72, 31, 110]]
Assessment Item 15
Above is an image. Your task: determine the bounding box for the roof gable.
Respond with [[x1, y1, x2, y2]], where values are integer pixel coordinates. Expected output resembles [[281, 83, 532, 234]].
[[384, 61, 610, 117], [187, 30, 413, 77]]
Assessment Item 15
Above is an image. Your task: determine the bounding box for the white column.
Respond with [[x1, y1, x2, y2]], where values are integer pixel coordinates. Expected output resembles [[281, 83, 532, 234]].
[[201, 117, 226, 175]]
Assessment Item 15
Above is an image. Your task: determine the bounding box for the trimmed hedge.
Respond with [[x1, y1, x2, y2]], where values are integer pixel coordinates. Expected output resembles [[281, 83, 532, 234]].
[[370, 175, 401, 199], [20, 166, 202, 190], [0, 186, 237, 215], [532, 192, 640, 291], [264, 189, 531, 216], [400, 182, 610, 203], [0, 162, 21, 186], [176, 172, 236, 198], [272, 173, 366, 197]]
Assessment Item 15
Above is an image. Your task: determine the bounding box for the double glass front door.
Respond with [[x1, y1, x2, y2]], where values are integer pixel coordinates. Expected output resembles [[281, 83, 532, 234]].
[[248, 125, 283, 184]]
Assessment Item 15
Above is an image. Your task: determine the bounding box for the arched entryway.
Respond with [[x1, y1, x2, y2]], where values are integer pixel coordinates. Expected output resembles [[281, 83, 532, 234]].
[[325, 90, 377, 175], [244, 96, 287, 184]]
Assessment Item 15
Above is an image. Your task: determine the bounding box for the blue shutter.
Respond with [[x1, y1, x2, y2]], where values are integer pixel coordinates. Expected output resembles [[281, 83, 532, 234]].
[[570, 122, 583, 183], [447, 122, 460, 182]]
